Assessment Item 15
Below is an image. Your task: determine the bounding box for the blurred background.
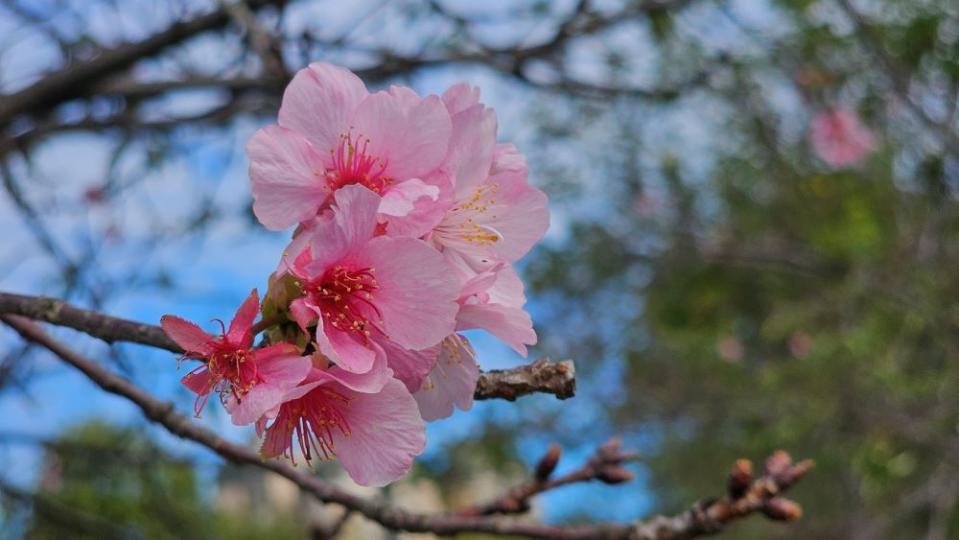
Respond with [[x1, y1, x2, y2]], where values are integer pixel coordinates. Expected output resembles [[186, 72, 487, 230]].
[[1, 0, 958, 538]]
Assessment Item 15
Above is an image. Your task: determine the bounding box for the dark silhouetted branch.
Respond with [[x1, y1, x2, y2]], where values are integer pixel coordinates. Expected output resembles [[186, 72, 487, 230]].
[[0, 0, 284, 128]]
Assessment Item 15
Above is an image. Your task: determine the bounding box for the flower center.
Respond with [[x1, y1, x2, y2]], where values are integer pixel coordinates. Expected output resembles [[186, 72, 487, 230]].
[[306, 266, 382, 340], [326, 132, 392, 194], [435, 182, 503, 246], [208, 345, 259, 398], [282, 386, 352, 465]]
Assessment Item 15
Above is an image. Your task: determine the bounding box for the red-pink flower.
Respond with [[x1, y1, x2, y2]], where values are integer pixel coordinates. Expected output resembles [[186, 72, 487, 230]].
[[160, 290, 311, 424], [284, 185, 459, 375], [810, 107, 876, 168], [259, 365, 425, 487], [247, 63, 452, 232], [414, 334, 480, 421]]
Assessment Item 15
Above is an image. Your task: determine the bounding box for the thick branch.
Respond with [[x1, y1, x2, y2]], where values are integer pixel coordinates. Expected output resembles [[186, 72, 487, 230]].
[[2, 314, 810, 539], [475, 358, 575, 401], [0, 291, 575, 401]]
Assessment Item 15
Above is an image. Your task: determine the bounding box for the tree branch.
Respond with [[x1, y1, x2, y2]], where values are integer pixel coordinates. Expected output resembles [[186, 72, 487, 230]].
[[0, 291, 575, 402], [458, 438, 638, 516], [1, 314, 811, 540], [474, 358, 575, 401], [0, 0, 284, 128]]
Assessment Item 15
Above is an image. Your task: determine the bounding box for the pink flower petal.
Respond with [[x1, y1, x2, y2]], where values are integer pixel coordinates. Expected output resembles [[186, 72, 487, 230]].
[[378, 179, 440, 218], [350, 92, 452, 180], [414, 334, 479, 421], [487, 180, 549, 263], [226, 289, 259, 347], [278, 62, 369, 152], [484, 263, 527, 308], [302, 185, 380, 274], [226, 385, 286, 426], [447, 104, 497, 200], [255, 344, 312, 388], [247, 126, 330, 230], [316, 348, 393, 394], [373, 334, 440, 393], [226, 347, 310, 426], [289, 297, 319, 332], [456, 303, 536, 356], [381, 171, 455, 238], [432, 162, 548, 266], [332, 378, 426, 486], [181, 366, 212, 394], [441, 83, 481, 116], [160, 315, 214, 355], [357, 236, 459, 350], [325, 327, 379, 374]]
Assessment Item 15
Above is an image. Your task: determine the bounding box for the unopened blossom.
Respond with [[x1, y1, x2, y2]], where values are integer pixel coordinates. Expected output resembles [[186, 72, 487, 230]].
[[283, 185, 459, 375], [260, 365, 425, 487], [161, 289, 311, 424], [247, 62, 452, 233], [810, 107, 876, 168], [414, 334, 480, 421]]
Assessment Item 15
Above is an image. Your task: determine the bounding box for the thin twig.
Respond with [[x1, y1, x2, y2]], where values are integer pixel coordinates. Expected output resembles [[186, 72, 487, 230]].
[[458, 438, 638, 516]]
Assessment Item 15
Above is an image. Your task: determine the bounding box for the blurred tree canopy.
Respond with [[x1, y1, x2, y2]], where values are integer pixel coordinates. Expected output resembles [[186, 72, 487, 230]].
[[6, 422, 303, 539], [2, 0, 959, 538]]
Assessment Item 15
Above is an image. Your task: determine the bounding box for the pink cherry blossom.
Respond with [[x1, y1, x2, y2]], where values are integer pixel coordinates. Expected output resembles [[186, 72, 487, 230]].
[[414, 334, 480, 421], [283, 185, 459, 375], [810, 107, 876, 168], [430, 141, 549, 270], [247, 63, 452, 231], [161, 289, 311, 424], [371, 333, 441, 394], [260, 366, 425, 487], [453, 262, 536, 356]]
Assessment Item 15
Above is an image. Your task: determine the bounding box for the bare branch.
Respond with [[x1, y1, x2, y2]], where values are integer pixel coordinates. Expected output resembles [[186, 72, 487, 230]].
[[0, 314, 811, 540], [458, 437, 638, 516], [0, 0, 284, 128], [219, 0, 289, 83], [0, 291, 575, 402], [475, 358, 576, 401]]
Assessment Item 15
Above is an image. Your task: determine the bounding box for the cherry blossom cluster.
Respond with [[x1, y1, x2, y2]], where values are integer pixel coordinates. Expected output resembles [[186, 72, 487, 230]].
[[160, 63, 549, 486]]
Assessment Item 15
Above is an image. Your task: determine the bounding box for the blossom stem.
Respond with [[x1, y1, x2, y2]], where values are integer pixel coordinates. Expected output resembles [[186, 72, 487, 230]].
[[250, 317, 277, 336]]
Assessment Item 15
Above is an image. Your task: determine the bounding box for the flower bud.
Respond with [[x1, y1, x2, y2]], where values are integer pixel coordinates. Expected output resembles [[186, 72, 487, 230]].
[[597, 437, 623, 461], [728, 459, 753, 499], [764, 450, 792, 478], [776, 459, 814, 487], [535, 444, 562, 481], [596, 466, 634, 485], [762, 498, 803, 521]]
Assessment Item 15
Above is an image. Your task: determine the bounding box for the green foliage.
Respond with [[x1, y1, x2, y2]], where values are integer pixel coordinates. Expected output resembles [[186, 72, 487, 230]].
[[525, 1, 959, 537], [26, 422, 304, 540]]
